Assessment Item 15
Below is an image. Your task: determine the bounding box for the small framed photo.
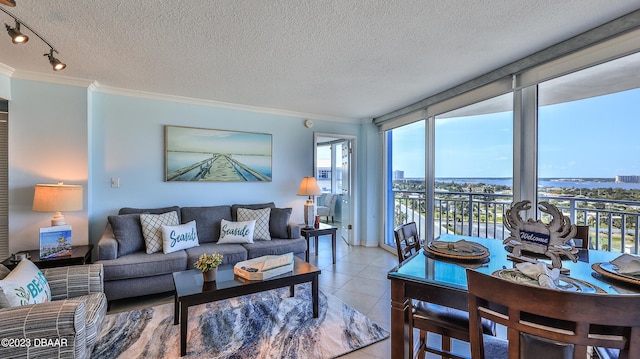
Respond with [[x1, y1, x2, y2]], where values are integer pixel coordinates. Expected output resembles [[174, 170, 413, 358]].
[[39, 225, 72, 259]]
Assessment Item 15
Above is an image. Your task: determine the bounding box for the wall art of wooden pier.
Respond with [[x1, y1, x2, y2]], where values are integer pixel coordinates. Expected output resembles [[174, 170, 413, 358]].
[[167, 154, 271, 182]]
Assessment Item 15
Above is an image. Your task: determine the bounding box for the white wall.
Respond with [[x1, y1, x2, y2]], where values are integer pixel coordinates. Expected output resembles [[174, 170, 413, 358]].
[[8, 78, 89, 253]]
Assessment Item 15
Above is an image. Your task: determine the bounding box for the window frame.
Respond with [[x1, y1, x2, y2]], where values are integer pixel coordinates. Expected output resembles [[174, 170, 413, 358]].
[[379, 29, 640, 248]]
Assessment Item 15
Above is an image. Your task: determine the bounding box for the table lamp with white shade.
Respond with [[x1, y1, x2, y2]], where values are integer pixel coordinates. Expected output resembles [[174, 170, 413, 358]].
[[297, 176, 322, 228], [32, 182, 83, 226]]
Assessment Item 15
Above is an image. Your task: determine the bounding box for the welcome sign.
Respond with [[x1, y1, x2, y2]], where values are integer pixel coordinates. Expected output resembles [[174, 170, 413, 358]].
[[519, 230, 550, 248], [503, 200, 578, 269]]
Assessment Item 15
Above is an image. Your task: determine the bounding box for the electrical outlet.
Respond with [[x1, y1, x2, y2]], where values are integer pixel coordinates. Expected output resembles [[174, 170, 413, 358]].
[[111, 177, 120, 188]]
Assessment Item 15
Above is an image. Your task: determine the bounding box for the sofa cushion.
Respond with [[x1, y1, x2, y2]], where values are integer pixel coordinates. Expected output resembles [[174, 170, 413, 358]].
[[119, 205, 182, 222], [185, 243, 248, 269], [270, 207, 292, 239], [231, 202, 275, 221], [161, 220, 200, 253], [108, 214, 145, 257], [103, 274, 174, 301], [140, 211, 180, 254], [181, 206, 232, 243], [218, 219, 255, 243], [237, 207, 271, 240], [99, 250, 188, 281], [242, 238, 307, 259], [0, 259, 51, 308]]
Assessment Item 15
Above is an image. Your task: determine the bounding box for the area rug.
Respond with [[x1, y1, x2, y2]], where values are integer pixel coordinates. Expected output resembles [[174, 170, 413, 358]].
[[92, 284, 389, 358]]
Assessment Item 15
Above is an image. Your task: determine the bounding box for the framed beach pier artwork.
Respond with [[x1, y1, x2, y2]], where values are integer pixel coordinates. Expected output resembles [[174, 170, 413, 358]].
[[165, 125, 272, 182]]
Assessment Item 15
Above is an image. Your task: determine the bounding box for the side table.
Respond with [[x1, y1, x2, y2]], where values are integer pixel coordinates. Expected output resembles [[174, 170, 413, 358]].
[[1, 245, 93, 270], [300, 223, 338, 264]]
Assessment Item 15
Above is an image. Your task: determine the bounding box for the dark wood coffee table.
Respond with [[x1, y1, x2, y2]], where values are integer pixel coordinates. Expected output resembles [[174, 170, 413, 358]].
[[172, 256, 321, 356]]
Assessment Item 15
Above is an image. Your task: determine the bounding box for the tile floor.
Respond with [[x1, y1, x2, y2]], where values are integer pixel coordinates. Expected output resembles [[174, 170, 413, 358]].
[[108, 232, 605, 358], [308, 231, 397, 359], [107, 230, 411, 358]]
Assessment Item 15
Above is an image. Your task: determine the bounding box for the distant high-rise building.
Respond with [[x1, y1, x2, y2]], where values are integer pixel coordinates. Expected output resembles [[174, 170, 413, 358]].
[[393, 170, 404, 180], [616, 175, 640, 183]]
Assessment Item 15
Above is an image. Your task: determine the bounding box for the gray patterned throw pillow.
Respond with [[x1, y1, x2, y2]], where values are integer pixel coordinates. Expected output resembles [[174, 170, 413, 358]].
[[237, 207, 271, 240], [140, 211, 180, 253]]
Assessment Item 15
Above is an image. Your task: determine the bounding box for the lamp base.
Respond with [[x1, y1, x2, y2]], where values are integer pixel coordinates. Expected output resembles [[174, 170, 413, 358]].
[[303, 199, 315, 228], [51, 211, 66, 226]]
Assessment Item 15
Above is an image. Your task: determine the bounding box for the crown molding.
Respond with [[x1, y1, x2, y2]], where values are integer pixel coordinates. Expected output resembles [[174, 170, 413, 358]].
[[0, 63, 15, 77], [91, 83, 361, 124], [0, 64, 364, 124], [11, 69, 96, 87]]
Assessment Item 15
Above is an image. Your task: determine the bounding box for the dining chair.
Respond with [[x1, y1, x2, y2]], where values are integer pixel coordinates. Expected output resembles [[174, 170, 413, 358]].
[[573, 225, 591, 249], [393, 223, 495, 359], [466, 269, 640, 359], [393, 222, 422, 264]]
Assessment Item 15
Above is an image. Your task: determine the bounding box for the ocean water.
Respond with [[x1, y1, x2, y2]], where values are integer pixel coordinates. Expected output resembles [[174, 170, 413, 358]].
[[232, 154, 272, 178], [436, 178, 640, 190], [166, 153, 211, 173]]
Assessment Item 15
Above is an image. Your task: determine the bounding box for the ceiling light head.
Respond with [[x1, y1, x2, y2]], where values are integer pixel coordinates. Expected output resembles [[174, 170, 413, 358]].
[[5, 21, 28, 43], [45, 49, 66, 71], [0, 0, 16, 7]]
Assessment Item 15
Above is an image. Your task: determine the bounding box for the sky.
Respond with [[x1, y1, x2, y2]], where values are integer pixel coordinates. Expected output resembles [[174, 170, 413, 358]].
[[166, 126, 271, 156], [391, 87, 640, 179]]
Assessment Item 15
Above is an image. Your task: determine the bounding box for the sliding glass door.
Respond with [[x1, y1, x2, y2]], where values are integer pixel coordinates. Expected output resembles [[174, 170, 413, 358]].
[[383, 120, 425, 248], [538, 52, 640, 252], [434, 93, 513, 239], [381, 53, 640, 253]]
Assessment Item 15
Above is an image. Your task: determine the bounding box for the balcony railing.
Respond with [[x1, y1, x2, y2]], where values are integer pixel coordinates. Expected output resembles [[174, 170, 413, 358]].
[[392, 190, 640, 254]]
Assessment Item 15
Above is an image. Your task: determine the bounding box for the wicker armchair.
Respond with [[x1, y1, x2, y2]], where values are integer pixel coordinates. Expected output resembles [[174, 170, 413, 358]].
[[0, 264, 107, 359]]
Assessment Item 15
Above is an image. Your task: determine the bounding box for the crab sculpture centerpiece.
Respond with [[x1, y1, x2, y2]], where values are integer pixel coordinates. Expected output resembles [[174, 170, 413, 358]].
[[503, 200, 578, 269]]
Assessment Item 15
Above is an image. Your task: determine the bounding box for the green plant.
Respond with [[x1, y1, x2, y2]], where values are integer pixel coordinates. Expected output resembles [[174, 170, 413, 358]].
[[194, 252, 223, 272]]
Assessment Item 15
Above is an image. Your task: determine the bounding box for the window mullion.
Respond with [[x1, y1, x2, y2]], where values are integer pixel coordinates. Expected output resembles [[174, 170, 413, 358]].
[[514, 84, 539, 219], [425, 116, 435, 241]]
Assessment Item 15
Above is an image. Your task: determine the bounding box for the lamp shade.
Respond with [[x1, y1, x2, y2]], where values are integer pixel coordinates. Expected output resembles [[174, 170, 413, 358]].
[[0, 0, 17, 7], [296, 177, 322, 197], [33, 183, 83, 212]]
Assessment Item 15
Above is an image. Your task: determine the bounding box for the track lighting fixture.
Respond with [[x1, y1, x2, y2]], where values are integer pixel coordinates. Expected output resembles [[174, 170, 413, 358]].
[[6, 21, 27, 43], [1, 6, 66, 71], [45, 49, 65, 71], [0, 0, 16, 8]]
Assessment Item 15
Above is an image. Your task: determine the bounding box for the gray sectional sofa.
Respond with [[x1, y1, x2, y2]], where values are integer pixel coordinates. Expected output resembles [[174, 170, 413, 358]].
[[96, 202, 307, 301]]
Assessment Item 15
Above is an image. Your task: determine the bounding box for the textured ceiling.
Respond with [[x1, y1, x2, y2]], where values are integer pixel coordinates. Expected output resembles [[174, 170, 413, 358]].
[[1, 1, 639, 122]]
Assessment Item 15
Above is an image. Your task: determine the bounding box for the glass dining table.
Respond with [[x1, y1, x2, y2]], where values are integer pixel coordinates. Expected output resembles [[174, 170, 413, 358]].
[[387, 234, 640, 359]]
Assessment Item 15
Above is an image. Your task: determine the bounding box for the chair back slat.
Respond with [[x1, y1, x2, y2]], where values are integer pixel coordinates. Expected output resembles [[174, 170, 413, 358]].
[[573, 225, 590, 249], [393, 222, 421, 264], [467, 269, 640, 359]]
